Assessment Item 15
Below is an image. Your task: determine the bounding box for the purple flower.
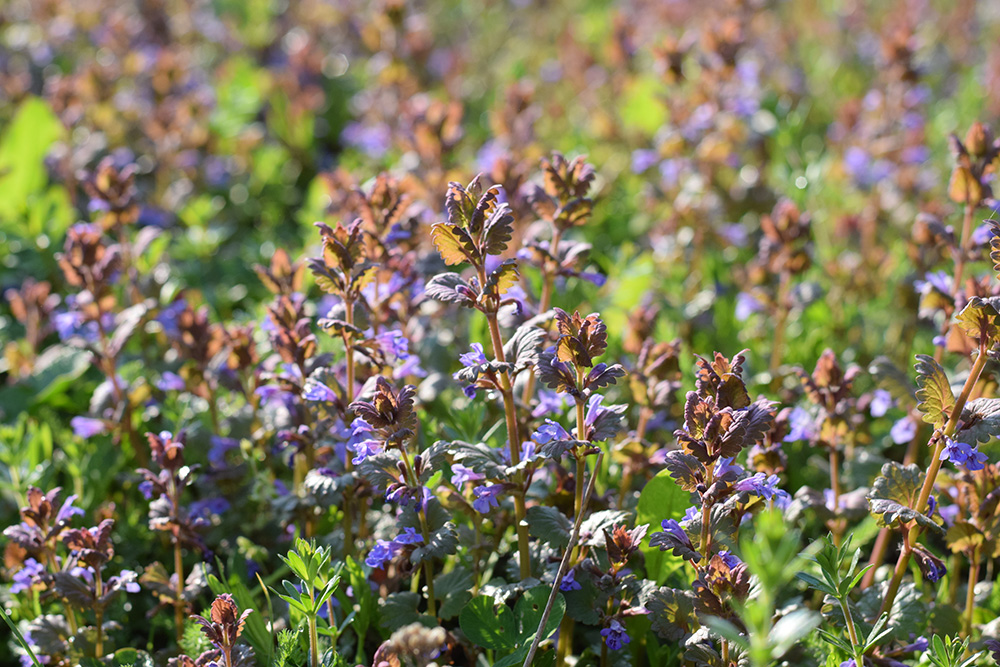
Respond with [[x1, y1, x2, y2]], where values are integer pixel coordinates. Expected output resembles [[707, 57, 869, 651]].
[[451, 464, 484, 487], [735, 473, 783, 500], [394, 354, 427, 380], [55, 494, 85, 524], [870, 389, 893, 417], [10, 558, 44, 594], [915, 270, 951, 296], [680, 506, 700, 526], [973, 223, 996, 246], [302, 381, 337, 402], [735, 292, 765, 321], [890, 417, 917, 444], [940, 437, 988, 471], [365, 540, 398, 569], [255, 385, 294, 408], [457, 343, 488, 371], [71, 416, 107, 439], [578, 271, 607, 287], [600, 619, 631, 651], [341, 122, 390, 158], [531, 389, 570, 418], [631, 149, 659, 174], [157, 299, 187, 338], [560, 568, 582, 592], [939, 504, 961, 526], [138, 480, 156, 500], [348, 439, 383, 465], [714, 457, 745, 478], [584, 394, 607, 428], [109, 569, 140, 593], [190, 497, 231, 520], [532, 420, 572, 444], [392, 527, 424, 546], [718, 551, 742, 569], [157, 371, 186, 392], [901, 637, 929, 653], [783, 407, 815, 442], [660, 519, 689, 544], [209, 436, 240, 468], [456, 343, 489, 396], [472, 485, 504, 514]]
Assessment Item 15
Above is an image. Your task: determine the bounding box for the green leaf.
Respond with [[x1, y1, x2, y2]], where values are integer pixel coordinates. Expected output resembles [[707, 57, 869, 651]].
[[525, 506, 572, 550], [915, 355, 954, 427], [954, 296, 1000, 343], [945, 521, 985, 553], [0, 96, 66, 220], [637, 470, 690, 584], [867, 462, 943, 534], [206, 572, 273, 667], [410, 522, 458, 565], [795, 572, 836, 597], [954, 397, 1000, 445], [459, 596, 517, 650], [434, 568, 474, 621], [515, 586, 564, 643], [646, 587, 698, 641]]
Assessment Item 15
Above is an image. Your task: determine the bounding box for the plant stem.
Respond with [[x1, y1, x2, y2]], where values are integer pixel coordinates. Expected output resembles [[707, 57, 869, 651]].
[[934, 202, 975, 363], [484, 310, 532, 580], [879, 344, 988, 616], [520, 228, 561, 406], [308, 613, 319, 667], [840, 597, 865, 667], [864, 420, 925, 589], [829, 447, 843, 546], [342, 299, 356, 557], [700, 466, 716, 560], [769, 270, 791, 376], [174, 538, 185, 643], [94, 569, 104, 657], [399, 444, 438, 617], [962, 545, 981, 639], [522, 452, 605, 667]]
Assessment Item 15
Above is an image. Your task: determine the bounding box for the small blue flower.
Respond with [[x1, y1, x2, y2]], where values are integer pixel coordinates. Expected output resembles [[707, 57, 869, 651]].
[[392, 527, 424, 546], [365, 540, 398, 569], [783, 407, 815, 442], [532, 420, 572, 444], [472, 485, 504, 514], [600, 619, 631, 651], [451, 464, 484, 487], [458, 343, 488, 369], [735, 292, 765, 321], [890, 417, 917, 444], [560, 568, 582, 592], [940, 437, 988, 471], [532, 391, 571, 419], [718, 551, 742, 569], [110, 569, 141, 593], [71, 416, 107, 439], [55, 494, 85, 524], [302, 381, 337, 402], [660, 519, 689, 544], [157, 371, 186, 392], [157, 299, 187, 338], [680, 506, 699, 526], [735, 473, 784, 501], [10, 558, 44, 594], [714, 457, 744, 478], [870, 389, 893, 417], [349, 439, 383, 465]]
